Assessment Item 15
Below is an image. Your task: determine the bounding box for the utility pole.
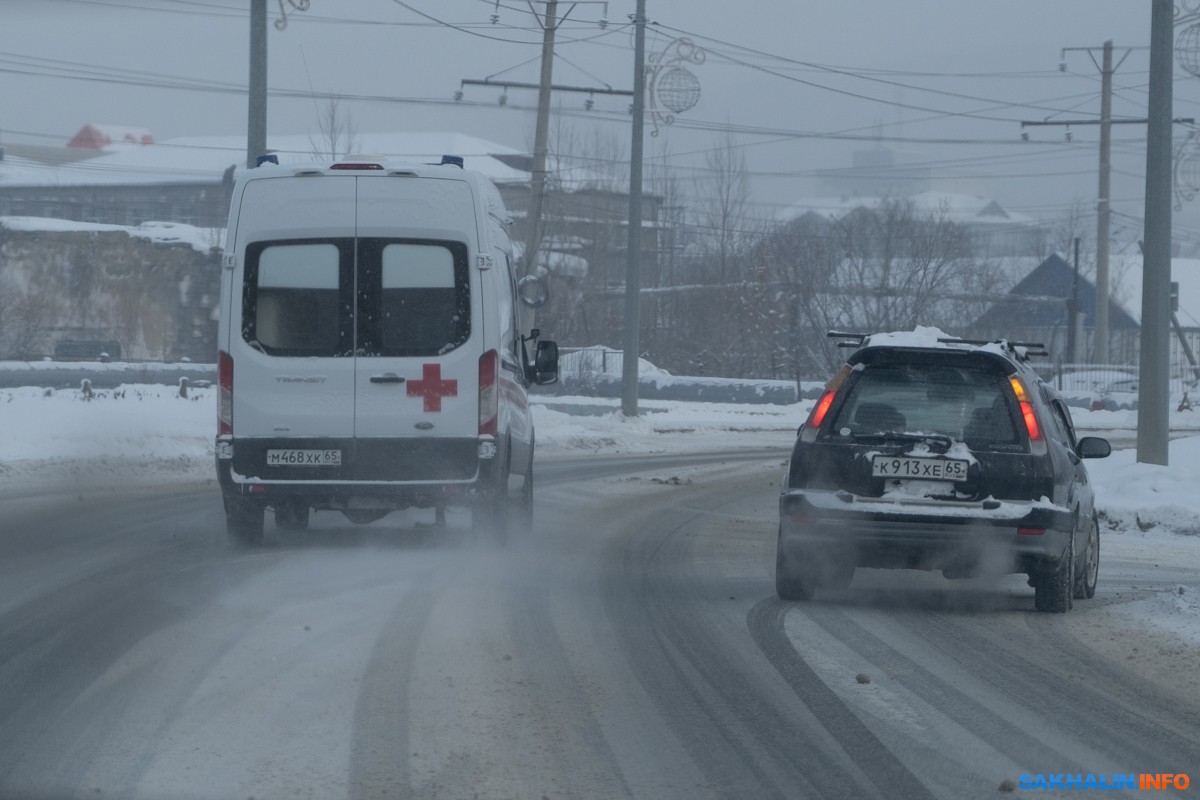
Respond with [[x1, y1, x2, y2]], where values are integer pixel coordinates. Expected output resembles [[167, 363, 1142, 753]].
[[1067, 236, 1082, 363], [1095, 40, 1113, 363], [525, 0, 558, 283], [1023, 42, 1191, 369], [245, 1, 309, 168], [622, 0, 647, 417], [460, 3, 623, 281], [247, 0, 267, 169], [1139, 0, 1173, 465], [1023, 41, 1135, 363]]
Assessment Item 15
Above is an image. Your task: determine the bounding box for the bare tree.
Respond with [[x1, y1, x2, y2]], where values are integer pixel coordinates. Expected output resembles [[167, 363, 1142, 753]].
[[696, 130, 751, 284], [551, 120, 628, 194], [756, 213, 847, 377], [308, 96, 361, 160], [641, 140, 685, 360], [642, 131, 764, 377], [753, 198, 988, 379], [0, 276, 62, 359], [1047, 196, 1095, 264]]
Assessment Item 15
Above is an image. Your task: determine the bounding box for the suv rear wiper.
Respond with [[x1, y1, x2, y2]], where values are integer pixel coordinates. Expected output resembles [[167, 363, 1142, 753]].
[[850, 431, 954, 453]]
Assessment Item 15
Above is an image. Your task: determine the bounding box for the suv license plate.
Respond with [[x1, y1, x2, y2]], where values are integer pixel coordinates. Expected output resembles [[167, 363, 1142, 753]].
[[266, 449, 342, 467], [871, 455, 968, 481]]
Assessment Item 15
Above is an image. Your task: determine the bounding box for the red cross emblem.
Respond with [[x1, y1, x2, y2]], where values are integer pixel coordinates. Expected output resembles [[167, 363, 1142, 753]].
[[407, 363, 458, 412]]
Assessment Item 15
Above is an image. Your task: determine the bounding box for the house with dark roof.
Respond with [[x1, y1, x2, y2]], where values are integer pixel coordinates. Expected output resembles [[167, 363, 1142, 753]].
[[974, 253, 1140, 362]]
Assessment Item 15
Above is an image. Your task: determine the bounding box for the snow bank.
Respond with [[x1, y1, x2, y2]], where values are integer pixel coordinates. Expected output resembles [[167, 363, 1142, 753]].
[[0, 216, 221, 254], [0, 384, 217, 492], [1107, 585, 1200, 646], [1087, 437, 1200, 536]]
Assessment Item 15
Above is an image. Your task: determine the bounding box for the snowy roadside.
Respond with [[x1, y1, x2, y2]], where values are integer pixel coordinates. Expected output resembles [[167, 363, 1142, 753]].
[[3, 383, 1200, 647]]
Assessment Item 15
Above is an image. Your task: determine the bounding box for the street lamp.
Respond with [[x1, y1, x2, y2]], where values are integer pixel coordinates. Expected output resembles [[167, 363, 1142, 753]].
[[647, 38, 704, 136], [273, 0, 310, 29]]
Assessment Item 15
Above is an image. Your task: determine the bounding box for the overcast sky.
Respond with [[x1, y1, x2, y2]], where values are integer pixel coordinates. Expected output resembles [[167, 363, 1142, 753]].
[[2, 0, 1198, 240]]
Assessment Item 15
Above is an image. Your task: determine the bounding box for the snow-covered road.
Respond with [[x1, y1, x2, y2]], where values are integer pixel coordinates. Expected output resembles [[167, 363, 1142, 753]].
[[0, 449, 1196, 798], [2, 384, 1200, 798]]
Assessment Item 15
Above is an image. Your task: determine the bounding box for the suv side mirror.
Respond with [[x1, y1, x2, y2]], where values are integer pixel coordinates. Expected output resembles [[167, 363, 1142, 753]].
[[533, 340, 558, 385], [1077, 436, 1111, 459]]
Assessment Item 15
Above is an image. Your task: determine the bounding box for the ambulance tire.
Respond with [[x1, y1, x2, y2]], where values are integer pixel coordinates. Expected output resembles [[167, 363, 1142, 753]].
[[225, 494, 265, 547], [472, 473, 509, 546]]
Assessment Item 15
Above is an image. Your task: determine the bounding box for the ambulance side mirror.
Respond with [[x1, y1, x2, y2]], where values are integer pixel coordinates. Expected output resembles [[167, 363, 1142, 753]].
[[533, 340, 559, 385]]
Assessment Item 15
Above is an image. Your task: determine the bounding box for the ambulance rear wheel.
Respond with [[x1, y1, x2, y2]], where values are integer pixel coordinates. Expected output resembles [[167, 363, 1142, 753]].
[[224, 494, 265, 546], [472, 471, 510, 545], [511, 458, 533, 532]]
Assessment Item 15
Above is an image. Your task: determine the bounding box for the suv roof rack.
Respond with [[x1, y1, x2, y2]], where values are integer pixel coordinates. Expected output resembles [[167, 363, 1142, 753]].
[[827, 330, 868, 348], [936, 336, 1049, 360], [826, 330, 1049, 359]]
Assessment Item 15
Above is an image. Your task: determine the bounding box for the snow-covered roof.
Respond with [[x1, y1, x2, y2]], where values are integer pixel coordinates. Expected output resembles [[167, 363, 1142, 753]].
[[778, 191, 1035, 227], [0, 152, 56, 183], [68, 124, 154, 149], [0, 132, 531, 188]]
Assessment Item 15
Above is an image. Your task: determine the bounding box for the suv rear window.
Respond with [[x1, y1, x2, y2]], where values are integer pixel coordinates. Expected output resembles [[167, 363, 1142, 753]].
[[830, 362, 1018, 445]]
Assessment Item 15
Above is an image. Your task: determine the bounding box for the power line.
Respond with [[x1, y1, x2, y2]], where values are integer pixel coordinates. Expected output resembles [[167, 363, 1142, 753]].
[[387, 0, 625, 45], [652, 22, 1140, 123]]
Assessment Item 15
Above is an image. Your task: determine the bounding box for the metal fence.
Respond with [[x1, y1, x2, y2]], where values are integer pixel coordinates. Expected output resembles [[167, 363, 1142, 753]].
[[1048, 362, 1200, 410], [555, 347, 801, 405]]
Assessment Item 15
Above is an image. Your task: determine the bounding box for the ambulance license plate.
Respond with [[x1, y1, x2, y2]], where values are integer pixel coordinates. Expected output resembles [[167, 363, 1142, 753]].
[[266, 449, 342, 467]]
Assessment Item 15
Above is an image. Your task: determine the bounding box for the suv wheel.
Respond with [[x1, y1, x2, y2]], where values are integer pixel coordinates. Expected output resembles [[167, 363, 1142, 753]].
[[824, 561, 855, 592], [274, 502, 310, 531], [1034, 534, 1074, 613], [1073, 519, 1099, 600], [224, 494, 265, 546], [775, 531, 817, 601]]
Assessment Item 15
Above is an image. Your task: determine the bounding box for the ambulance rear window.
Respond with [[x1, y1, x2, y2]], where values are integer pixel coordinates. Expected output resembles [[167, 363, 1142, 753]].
[[357, 239, 471, 357], [242, 237, 468, 358], [245, 241, 350, 356]]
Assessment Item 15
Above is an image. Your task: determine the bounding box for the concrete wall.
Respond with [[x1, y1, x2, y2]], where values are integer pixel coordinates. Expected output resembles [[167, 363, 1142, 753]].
[[0, 226, 220, 361]]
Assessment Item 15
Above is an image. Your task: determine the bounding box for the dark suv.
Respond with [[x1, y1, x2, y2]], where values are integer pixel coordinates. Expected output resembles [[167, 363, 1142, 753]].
[[778, 330, 1111, 612]]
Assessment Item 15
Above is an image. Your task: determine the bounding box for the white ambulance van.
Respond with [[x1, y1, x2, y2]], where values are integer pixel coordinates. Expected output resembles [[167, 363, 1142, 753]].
[[215, 154, 557, 544]]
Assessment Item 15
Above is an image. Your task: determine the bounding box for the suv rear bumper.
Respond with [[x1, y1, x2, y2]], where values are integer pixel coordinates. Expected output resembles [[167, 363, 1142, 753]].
[[779, 489, 1072, 573]]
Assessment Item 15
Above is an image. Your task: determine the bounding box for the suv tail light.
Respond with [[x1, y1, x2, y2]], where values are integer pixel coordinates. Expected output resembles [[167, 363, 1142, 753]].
[[809, 390, 837, 429], [218, 350, 234, 436], [1008, 375, 1041, 441], [805, 364, 852, 430], [479, 349, 498, 436]]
